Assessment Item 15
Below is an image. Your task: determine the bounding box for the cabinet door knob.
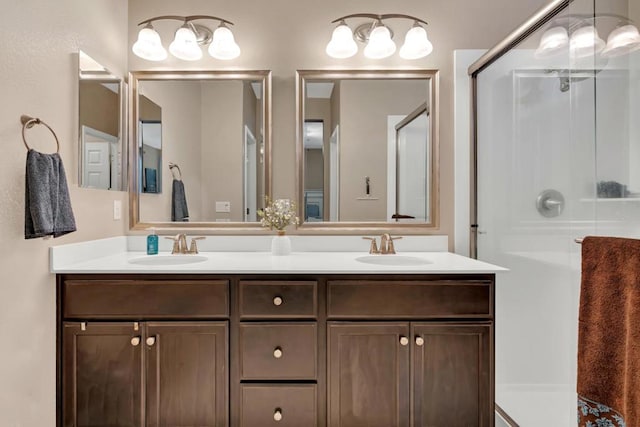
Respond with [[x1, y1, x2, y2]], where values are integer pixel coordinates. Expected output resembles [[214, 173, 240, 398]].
[[131, 336, 141, 346], [399, 336, 409, 346], [273, 296, 283, 306], [415, 336, 425, 346], [273, 408, 283, 421], [273, 347, 283, 359], [146, 336, 156, 347]]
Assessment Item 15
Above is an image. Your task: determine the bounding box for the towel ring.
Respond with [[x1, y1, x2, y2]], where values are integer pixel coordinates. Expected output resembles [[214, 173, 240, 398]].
[[169, 162, 182, 180], [21, 115, 60, 153]]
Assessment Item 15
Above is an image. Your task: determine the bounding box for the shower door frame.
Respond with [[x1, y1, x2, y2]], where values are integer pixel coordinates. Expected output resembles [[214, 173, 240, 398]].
[[468, 0, 575, 258]]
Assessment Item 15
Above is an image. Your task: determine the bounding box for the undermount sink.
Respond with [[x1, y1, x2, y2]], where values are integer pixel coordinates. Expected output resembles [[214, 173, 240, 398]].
[[128, 255, 209, 266], [355, 255, 431, 266]]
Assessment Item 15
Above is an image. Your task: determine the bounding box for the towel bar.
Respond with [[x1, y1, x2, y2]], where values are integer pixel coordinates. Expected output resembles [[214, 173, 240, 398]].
[[20, 115, 60, 153]]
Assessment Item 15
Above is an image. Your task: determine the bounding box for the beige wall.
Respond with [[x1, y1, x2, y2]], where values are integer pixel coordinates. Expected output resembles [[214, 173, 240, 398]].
[[339, 79, 428, 221], [79, 81, 119, 136], [201, 80, 244, 221], [139, 80, 204, 221], [0, 0, 128, 425], [129, 0, 549, 244]]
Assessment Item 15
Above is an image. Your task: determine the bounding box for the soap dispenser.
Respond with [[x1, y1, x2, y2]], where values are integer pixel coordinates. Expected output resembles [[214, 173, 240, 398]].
[[147, 228, 158, 255]]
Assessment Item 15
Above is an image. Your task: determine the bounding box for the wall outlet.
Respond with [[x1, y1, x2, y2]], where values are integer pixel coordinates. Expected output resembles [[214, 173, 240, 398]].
[[216, 201, 231, 213], [113, 200, 122, 220]]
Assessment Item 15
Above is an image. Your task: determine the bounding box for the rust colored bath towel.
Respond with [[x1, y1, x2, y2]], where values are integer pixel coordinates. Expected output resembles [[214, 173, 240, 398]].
[[578, 236, 640, 427]]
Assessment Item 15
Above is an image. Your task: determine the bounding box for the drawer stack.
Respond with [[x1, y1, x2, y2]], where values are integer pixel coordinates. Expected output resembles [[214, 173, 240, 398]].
[[238, 281, 318, 426]]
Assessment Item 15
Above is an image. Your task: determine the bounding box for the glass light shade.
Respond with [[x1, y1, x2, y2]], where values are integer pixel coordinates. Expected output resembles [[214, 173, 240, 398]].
[[364, 25, 396, 59], [132, 26, 167, 61], [534, 26, 569, 58], [169, 26, 203, 61], [399, 25, 433, 59], [326, 23, 358, 58], [569, 25, 605, 58], [602, 24, 640, 57], [208, 25, 241, 60]]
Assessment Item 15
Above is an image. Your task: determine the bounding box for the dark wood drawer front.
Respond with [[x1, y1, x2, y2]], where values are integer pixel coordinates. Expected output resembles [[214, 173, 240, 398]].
[[240, 384, 317, 427], [327, 280, 492, 319], [64, 280, 229, 319], [240, 323, 317, 380], [239, 281, 317, 319]]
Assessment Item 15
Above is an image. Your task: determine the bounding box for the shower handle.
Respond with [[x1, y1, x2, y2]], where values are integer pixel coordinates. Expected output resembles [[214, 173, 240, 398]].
[[536, 189, 565, 218]]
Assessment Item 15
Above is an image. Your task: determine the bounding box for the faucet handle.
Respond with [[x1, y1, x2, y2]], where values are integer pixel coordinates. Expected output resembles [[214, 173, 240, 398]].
[[387, 235, 403, 254], [164, 235, 181, 254], [362, 237, 379, 254], [189, 237, 206, 254]]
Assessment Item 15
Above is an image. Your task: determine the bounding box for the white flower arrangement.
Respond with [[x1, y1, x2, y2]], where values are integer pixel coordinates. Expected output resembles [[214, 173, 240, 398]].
[[258, 197, 300, 232]]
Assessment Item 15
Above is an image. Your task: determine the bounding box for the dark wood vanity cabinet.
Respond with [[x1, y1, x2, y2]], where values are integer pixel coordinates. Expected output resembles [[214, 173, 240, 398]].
[[57, 274, 494, 427], [326, 279, 493, 427]]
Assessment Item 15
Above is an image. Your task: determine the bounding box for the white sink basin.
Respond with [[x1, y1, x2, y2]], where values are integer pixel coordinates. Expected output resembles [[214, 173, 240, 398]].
[[355, 255, 431, 266], [128, 255, 208, 266]]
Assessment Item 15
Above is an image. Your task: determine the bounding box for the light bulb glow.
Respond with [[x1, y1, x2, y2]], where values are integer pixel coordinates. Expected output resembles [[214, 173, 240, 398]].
[[602, 24, 640, 57], [326, 23, 358, 58], [169, 26, 203, 61], [364, 24, 396, 59], [535, 26, 569, 58], [132, 26, 167, 61], [399, 25, 433, 59], [208, 25, 241, 60], [569, 25, 605, 58]]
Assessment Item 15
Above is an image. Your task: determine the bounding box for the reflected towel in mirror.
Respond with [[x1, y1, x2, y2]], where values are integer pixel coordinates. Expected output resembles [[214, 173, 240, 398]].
[[171, 178, 189, 221]]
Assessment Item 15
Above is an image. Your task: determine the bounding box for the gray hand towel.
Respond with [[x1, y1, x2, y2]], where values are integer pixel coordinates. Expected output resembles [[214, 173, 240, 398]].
[[25, 149, 77, 239], [171, 178, 189, 222]]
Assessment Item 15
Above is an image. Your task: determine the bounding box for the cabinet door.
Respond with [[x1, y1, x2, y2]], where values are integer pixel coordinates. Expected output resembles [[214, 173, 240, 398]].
[[413, 323, 491, 427], [145, 322, 228, 427], [63, 322, 142, 427], [328, 322, 410, 427]]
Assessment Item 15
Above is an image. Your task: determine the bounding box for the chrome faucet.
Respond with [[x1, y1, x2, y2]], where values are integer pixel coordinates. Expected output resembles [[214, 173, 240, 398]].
[[165, 234, 205, 254], [363, 234, 403, 254]]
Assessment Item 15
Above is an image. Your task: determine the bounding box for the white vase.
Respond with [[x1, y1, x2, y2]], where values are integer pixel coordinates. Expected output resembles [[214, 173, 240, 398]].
[[271, 231, 291, 256]]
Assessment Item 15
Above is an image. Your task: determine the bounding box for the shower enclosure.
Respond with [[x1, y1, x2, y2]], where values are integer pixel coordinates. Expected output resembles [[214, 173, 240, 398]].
[[469, 0, 640, 425]]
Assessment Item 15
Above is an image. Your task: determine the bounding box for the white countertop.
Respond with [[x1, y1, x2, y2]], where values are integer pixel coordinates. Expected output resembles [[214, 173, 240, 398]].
[[50, 236, 506, 274]]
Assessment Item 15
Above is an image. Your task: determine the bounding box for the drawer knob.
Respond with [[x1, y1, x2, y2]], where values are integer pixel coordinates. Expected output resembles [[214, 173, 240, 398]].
[[146, 336, 156, 347], [273, 347, 283, 359], [415, 336, 425, 346], [274, 408, 283, 421], [399, 336, 409, 346], [131, 336, 141, 346], [273, 296, 283, 306]]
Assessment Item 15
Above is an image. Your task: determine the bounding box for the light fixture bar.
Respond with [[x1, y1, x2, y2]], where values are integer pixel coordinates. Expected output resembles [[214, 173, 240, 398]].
[[133, 14, 241, 61], [137, 15, 234, 27], [331, 13, 428, 26], [327, 13, 432, 60]]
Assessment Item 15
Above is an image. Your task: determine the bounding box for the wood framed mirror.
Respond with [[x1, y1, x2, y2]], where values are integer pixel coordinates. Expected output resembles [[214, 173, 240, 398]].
[[296, 69, 439, 232], [129, 70, 272, 231]]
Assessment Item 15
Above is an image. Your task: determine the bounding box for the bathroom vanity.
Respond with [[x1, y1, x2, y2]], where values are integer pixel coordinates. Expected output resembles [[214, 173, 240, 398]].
[[53, 243, 502, 427]]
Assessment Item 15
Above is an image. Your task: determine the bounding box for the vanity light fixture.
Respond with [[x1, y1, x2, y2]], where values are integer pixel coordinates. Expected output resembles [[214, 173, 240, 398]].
[[133, 15, 241, 61], [535, 14, 640, 59], [326, 13, 432, 60]]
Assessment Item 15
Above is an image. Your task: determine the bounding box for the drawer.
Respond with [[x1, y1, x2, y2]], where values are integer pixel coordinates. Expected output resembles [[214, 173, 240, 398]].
[[240, 323, 317, 380], [63, 280, 229, 319], [239, 280, 317, 319], [327, 280, 492, 319], [240, 384, 317, 427]]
